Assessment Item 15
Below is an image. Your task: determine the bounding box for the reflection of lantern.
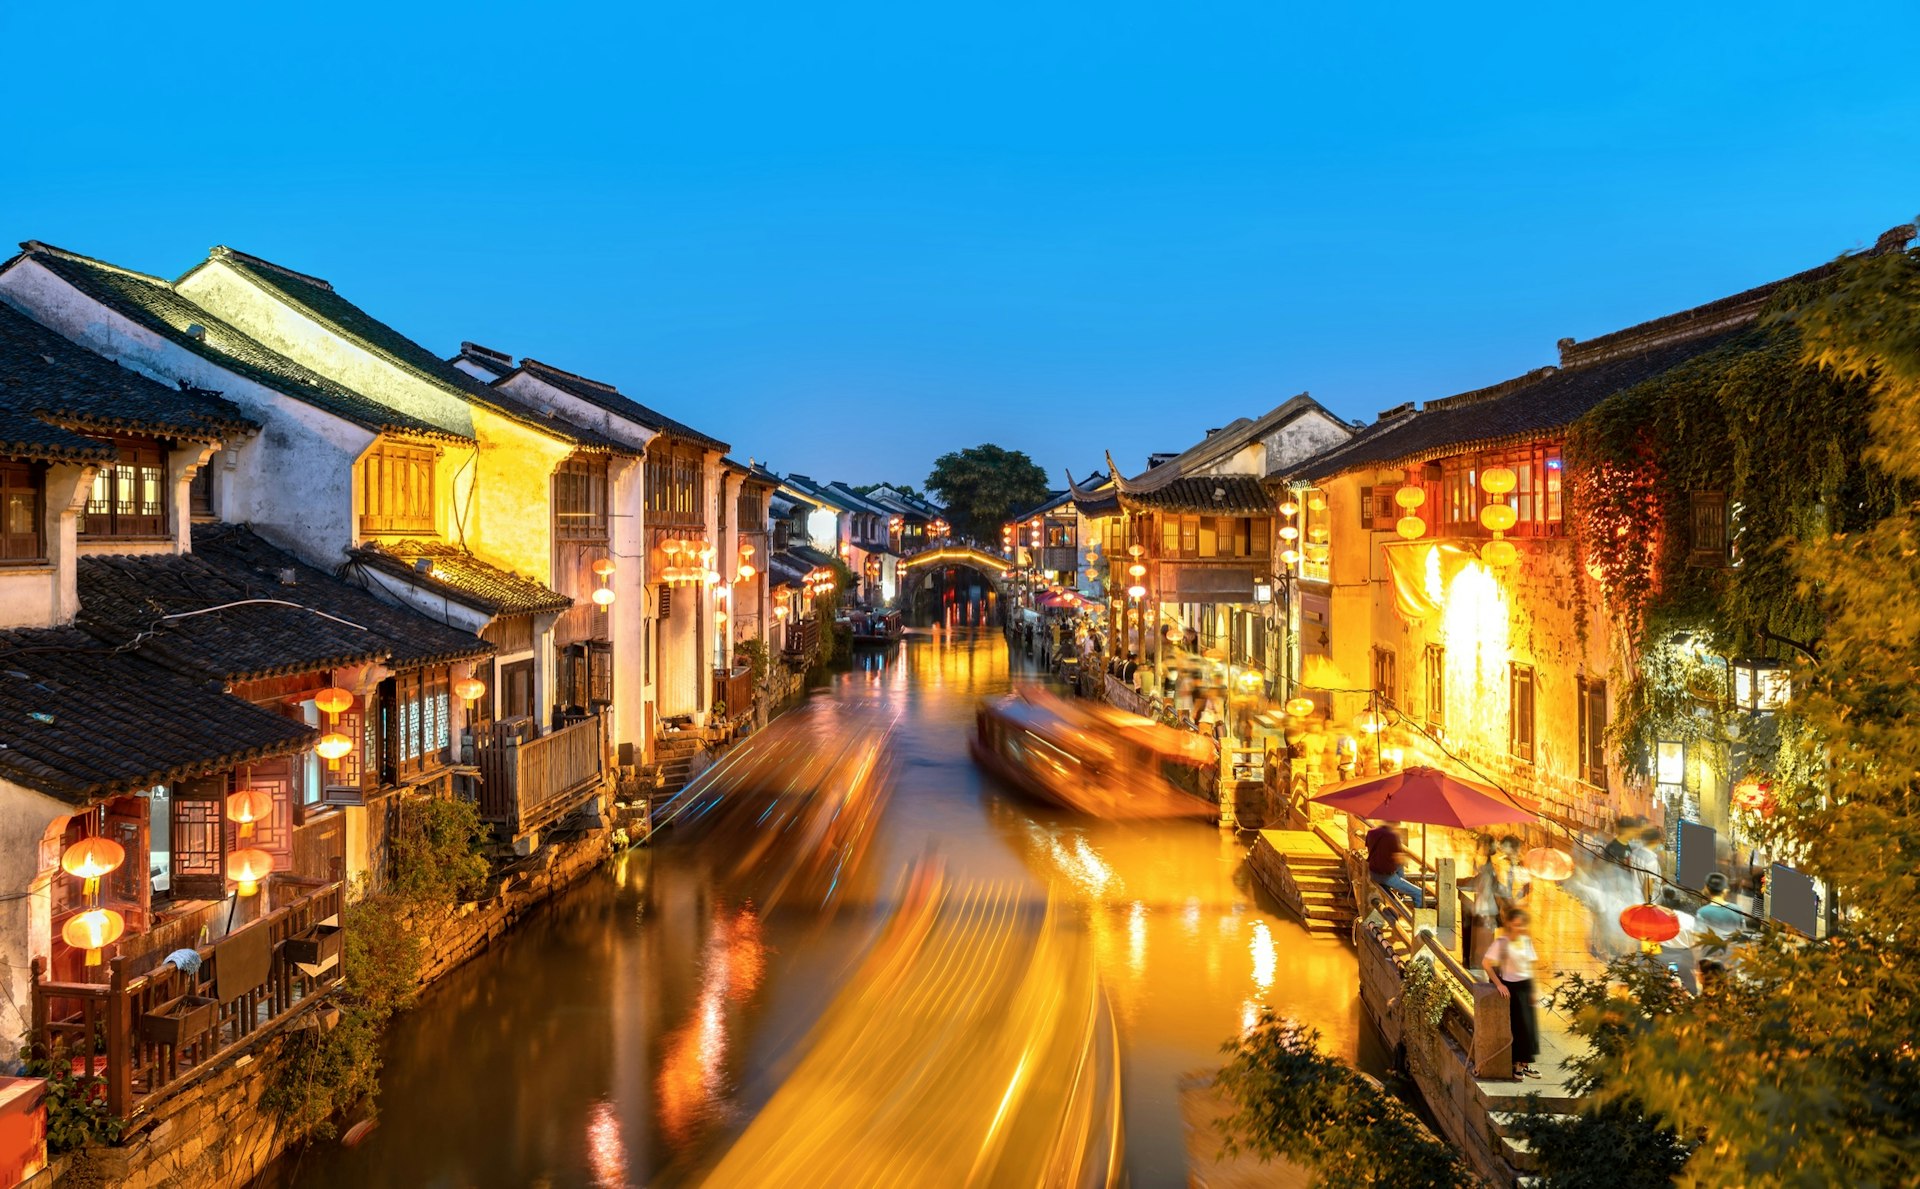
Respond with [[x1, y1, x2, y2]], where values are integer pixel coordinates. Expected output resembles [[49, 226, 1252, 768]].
[[454, 675, 487, 705], [592, 558, 616, 578], [1482, 539, 1517, 567], [592, 586, 616, 611], [62, 908, 124, 966], [315, 686, 353, 724], [1307, 494, 1326, 512], [715, 609, 728, 625], [1525, 847, 1575, 881], [1619, 903, 1680, 945], [61, 836, 125, 898], [228, 848, 275, 896], [1285, 696, 1316, 719], [1396, 515, 1426, 540], [316, 732, 354, 771], [226, 787, 275, 836]]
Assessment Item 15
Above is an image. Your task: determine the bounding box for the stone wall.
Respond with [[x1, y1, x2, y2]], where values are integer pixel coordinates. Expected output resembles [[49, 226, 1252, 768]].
[[412, 824, 611, 987]]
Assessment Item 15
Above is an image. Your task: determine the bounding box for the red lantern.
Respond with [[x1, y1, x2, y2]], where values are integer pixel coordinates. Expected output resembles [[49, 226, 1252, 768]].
[[60, 836, 126, 898], [1524, 847, 1575, 882], [1731, 776, 1776, 818], [226, 788, 275, 838], [1619, 903, 1681, 945], [62, 908, 125, 967], [227, 848, 275, 897]]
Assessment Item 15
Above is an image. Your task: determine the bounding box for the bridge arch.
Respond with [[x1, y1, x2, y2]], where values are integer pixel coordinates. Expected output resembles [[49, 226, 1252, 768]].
[[896, 546, 1012, 625]]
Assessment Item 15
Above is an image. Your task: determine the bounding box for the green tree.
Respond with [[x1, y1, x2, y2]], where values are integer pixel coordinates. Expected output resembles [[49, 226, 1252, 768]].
[[1552, 235, 1920, 1187], [924, 444, 1050, 541]]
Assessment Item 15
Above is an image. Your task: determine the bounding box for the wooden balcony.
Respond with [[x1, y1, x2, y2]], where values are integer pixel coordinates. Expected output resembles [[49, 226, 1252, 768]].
[[31, 878, 344, 1125], [476, 712, 608, 836], [783, 617, 821, 667]]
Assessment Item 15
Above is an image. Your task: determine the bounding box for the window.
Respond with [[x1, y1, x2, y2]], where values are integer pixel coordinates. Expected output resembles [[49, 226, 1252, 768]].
[[1424, 644, 1445, 727], [646, 446, 705, 525], [500, 659, 536, 721], [1371, 646, 1398, 707], [1688, 491, 1729, 566], [0, 462, 43, 562], [1045, 522, 1076, 549], [554, 455, 609, 539], [1156, 514, 1272, 559], [1359, 485, 1374, 530], [382, 667, 452, 780], [79, 437, 167, 537], [360, 441, 438, 535], [1510, 663, 1536, 762], [1578, 678, 1608, 787], [1428, 445, 1567, 540], [555, 643, 614, 714]]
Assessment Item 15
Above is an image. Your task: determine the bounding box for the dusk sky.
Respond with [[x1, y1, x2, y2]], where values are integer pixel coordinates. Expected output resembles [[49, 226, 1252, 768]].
[[4, 1, 1915, 490]]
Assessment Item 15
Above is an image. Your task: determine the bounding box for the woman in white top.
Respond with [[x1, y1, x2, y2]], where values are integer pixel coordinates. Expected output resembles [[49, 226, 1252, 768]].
[[1481, 906, 1541, 1078]]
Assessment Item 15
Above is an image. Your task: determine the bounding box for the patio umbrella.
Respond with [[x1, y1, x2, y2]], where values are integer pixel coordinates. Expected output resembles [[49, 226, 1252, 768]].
[[1311, 765, 1537, 863], [1038, 591, 1083, 610]]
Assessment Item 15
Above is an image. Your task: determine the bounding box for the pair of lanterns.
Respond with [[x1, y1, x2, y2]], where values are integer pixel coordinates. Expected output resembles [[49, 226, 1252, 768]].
[[58, 836, 129, 965], [736, 544, 756, 584], [591, 557, 617, 611], [315, 686, 356, 771], [661, 540, 714, 586], [806, 567, 836, 597]]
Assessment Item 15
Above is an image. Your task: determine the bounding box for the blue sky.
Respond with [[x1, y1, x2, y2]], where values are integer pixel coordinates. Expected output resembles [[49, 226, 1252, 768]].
[[3, 2, 1916, 490]]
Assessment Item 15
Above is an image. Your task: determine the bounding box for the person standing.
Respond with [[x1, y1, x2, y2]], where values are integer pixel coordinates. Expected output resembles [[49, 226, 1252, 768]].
[[1694, 871, 1745, 991], [1482, 907, 1541, 1078]]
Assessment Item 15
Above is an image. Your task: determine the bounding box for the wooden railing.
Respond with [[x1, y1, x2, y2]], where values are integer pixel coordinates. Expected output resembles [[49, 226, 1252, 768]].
[[712, 667, 754, 719], [477, 712, 607, 834], [1104, 674, 1149, 716], [31, 878, 344, 1124], [783, 617, 821, 666]]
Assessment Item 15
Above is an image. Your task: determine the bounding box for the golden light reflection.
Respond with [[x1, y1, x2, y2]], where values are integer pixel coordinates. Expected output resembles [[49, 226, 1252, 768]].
[[656, 907, 766, 1148], [1439, 559, 1512, 753], [586, 1099, 627, 1189], [1249, 920, 1277, 992], [1127, 900, 1147, 977]]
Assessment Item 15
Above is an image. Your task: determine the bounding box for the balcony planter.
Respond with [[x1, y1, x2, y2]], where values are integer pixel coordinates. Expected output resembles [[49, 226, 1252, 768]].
[[140, 995, 217, 1049], [282, 923, 343, 971]]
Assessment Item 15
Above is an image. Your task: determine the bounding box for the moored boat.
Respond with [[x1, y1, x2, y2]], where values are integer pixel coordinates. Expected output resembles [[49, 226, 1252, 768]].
[[971, 688, 1216, 819]]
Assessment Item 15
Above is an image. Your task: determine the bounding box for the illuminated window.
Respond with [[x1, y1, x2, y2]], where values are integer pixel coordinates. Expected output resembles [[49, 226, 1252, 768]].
[[1578, 679, 1608, 786], [79, 436, 167, 537], [0, 462, 44, 562], [554, 454, 610, 540], [1510, 663, 1536, 762], [360, 441, 438, 535]]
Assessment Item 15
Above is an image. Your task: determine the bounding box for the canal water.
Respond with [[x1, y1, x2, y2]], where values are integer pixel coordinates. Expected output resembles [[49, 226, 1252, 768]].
[[272, 629, 1376, 1189]]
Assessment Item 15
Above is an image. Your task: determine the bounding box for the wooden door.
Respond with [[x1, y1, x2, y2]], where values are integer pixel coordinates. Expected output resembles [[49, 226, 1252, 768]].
[[227, 761, 294, 869], [103, 797, 151, 932]]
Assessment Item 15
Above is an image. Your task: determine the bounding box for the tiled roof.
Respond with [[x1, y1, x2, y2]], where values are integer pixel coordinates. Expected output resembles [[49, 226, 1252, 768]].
[[769, 551, 810, 589], [197, 249, 631, 453], [511, 358, 728, 451], [785, 543, 838, 570], [15, 244, 473, 443], [0, 625, 314, 804], [0, 300, 253, 452], [348, 539, 571, 616], [1117, 474, 1270, 516], [1291, 328, 1751, 482], [76, 524, 490, 681]]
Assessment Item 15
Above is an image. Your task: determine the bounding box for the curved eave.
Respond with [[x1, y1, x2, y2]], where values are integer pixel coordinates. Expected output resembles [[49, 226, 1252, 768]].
[[45, 728, 318, 807]]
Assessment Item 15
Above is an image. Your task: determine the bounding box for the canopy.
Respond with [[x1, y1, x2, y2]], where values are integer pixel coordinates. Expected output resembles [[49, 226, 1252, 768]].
[[1038, 591, 1086, 610], [1310, 765, 1535, 828]]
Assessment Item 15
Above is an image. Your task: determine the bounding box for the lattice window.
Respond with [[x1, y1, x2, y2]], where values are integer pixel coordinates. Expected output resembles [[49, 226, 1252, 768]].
[[1688, 491, 1729, 566], [360, 441, 438, 535], [1510, 663, 1536, 762], [554, 454, 610, 540], [170, 778, 228, 900], [79, 437, 167, 537], [0, 462, 44, 562]]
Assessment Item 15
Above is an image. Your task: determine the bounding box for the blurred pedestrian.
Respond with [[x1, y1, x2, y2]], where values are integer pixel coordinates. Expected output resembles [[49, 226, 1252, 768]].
[[1482, 907, 1540, 1078], [1694, 871, 1744, 991], [1365, 822, 1426, 909]]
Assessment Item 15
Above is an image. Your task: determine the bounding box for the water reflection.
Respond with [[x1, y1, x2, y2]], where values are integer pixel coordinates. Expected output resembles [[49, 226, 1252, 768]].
[[272, 629, 1372, 1189]]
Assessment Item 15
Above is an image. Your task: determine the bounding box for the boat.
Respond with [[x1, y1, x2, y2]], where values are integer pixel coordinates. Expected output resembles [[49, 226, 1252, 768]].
[[848, 606, 904, 645], [970, 688, 1217, 819]]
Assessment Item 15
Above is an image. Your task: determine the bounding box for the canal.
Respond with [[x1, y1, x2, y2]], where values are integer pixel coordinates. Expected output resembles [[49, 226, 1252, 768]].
[[273, 628, 1376, 1188]]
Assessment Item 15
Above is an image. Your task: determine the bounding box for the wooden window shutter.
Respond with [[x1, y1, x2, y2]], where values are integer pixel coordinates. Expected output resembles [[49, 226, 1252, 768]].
[[170, 777, 229, 900], [589, 641, 613, 706], [102, 797, 152, 933], [229, 761, 295, 866], [660, 586, 673, 619], [324, 705, 368, 803], [1359, 487, 1375, 529]]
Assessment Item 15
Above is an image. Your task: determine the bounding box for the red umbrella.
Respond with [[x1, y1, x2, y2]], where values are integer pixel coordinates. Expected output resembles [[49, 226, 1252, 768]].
[[1038, 591, 1083, 610], [1310, 766, 1536, 828]]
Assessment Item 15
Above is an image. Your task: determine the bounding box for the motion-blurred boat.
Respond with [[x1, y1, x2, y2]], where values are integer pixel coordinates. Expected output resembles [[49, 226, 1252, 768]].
[[970, 688, 1216, 819], [847, 606, 904, 645]]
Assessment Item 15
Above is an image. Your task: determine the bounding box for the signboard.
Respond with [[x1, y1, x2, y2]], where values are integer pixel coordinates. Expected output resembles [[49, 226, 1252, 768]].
[[1768, 863, 1820, 936], [1676, 820, 1716, 891], [1160, 563, 1256, 604]]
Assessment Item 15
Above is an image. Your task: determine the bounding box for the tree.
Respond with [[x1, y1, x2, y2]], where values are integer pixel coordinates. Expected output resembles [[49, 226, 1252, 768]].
[[851, 481, 921, 499], [924, 444, 1050, 541], [1548, 236, 1920, 1187]]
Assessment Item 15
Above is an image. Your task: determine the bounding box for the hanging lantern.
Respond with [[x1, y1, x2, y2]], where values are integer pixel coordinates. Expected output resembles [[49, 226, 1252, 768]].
[[1284, 696, 1316, 719], [1524, 847, 1575, 881], [592, 558, 616, 578], [1126, 584, 1147, 600], [1479, 503, 1518, 533], [1482, 539, 1518, 567], [1278, 500, 1299, 518], [1394, 485, 1425, 510], [1128, 544, 1144, 558], [227, 848, 275, 896], [1395, 515, 1426, 540], [736, 563, 756, 581], [739, 544, 755, 560], [1479, 466, 1517, 496], [1128, 563, 1147, 578], [715, 609, 728, 625], [316, 732, 354, 771], [774, 604, 790, 621], [592, 586, 616, 611], [60, 836, 125, 898], [314, 686, 353, 725], [1731, 775, 1776, 817], [225, 787, 275, 836], [1619, 903, 1680, 945], [454, 675, 487, 705], [62, 907, 124, 967], [1281, 548, 1301, 565], [1278, 524, 1300, 542]]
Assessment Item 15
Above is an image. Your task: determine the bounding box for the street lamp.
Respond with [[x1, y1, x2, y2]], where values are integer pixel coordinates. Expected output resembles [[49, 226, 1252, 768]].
[[1654, 738, 1685, 787], [1730, 657, 1789, 712]]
